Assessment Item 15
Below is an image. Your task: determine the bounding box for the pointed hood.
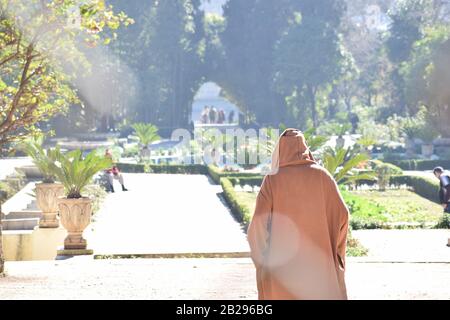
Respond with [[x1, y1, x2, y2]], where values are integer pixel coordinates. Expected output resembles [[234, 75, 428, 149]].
[[269, 128, 316, 174]]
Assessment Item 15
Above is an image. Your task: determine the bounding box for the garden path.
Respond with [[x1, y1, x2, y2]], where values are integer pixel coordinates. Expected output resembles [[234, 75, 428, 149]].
[[84, 173, 250, 256]]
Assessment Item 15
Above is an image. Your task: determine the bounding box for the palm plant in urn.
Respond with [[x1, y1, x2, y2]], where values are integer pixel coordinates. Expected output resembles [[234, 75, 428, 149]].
[[21, 136, 64, 228], [49, 149, 112, 250], [131, 123, 160, 161]]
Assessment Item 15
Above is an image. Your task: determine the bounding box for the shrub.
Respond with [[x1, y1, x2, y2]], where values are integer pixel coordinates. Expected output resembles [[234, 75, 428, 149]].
[[0, 172, 26, 203], [122, 144, 140, 158], [390, 174, 439, 202], [116, 163, 146, 173], [146, 164, 208, 175], [346, 231, 369, 256], [207, 165, 262, 184], [0, 181, 16, 203], [116, 163, 208, 175], [435, 214, 450, 229], [220, 178, 252, 226], [227, 177, 264, 187], [371, 160, 403, 191], [386, 159, 450, 171], [321, 146, 376, 185]]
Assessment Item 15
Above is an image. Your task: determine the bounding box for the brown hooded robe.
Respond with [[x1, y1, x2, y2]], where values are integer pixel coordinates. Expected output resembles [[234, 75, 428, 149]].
[[247, 129, 349, 300]]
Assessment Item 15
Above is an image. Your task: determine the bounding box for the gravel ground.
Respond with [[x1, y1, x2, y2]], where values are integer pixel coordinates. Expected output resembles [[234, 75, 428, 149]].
[[1, 258, 449, 300], [352, 229, 450, 262]]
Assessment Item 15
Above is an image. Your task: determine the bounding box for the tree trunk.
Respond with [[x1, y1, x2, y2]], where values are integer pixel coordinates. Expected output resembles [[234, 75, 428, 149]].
[[309, 85, 318, 127], [367, 91, 372, 107], [0, 202, 4, 275], [344, 93, 352, 113]]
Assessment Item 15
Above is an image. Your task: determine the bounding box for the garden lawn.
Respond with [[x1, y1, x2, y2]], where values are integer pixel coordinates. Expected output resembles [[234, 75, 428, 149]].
[[347, 189, 442, 227]]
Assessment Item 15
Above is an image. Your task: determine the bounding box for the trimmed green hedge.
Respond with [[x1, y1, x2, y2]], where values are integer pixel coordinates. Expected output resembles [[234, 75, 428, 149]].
[[220, 177, 252, 226], [116, 163, 145, 173], [227, 176, 264, 187], [116, 163, 208, 175], [390, 174, 439, 203], [117, 163, 263, 182], [207, 165, 262, 184], [386, 159, 450, 171], [147, 164, 208, 175]]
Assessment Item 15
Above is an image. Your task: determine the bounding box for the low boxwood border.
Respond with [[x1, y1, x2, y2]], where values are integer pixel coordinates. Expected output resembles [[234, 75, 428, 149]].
[[386, 159, 450, 171], [390, 174, 439, 203], [220, 177, 252, 228], [227, 176, 264, 187], [116, 163, 208, 175], [207, 165, 262, 184], [116, 163, 263, 182]]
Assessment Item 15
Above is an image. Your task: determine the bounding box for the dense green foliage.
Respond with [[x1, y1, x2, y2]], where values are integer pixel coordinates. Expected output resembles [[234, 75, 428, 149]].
[[131, 123, 160, 147], [19, 135, 58, 183], [371, 160, 403, 191], [0, 0, 132, 146], [49, 149, 112, 198], [322, 146, 376, 185]]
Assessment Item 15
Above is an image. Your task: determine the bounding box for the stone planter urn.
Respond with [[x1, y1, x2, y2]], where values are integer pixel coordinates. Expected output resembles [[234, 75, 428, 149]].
[[140, 146, 151, 160], [36, 183, 65, 228], [57, 197, 92, 250], [421, 143, 434, 158], [405, 138, 415, 157]]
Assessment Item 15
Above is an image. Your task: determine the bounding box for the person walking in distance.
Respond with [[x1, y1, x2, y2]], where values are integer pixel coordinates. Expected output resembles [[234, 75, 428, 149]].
[[433, 166, 450, 213]]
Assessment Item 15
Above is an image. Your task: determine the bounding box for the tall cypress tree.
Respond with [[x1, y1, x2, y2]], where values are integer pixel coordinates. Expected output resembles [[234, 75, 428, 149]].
[[220, 0, 289, 126]]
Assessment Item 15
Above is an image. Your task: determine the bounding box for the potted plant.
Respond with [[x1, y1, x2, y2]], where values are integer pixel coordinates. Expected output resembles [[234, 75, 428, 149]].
[[417, 126, 439, 158], [371, 160, 403, 191], [401, 118, 420, 157], [49, 149, 112, 250], [21, 137, 65, 228], [131, 123, 160, 161]]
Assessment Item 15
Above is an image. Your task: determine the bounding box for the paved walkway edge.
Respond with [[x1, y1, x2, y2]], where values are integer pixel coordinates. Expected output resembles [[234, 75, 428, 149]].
[[94, 252, 251, 259]]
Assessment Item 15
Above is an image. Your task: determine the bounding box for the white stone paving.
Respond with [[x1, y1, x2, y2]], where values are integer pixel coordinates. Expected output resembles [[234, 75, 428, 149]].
[[85, 173, 250, 255]]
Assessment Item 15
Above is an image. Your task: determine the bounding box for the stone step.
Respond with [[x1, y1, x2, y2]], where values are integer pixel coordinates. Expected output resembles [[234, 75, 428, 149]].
[[4, 210, 42, 220], [2, 218, 39, 230]]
